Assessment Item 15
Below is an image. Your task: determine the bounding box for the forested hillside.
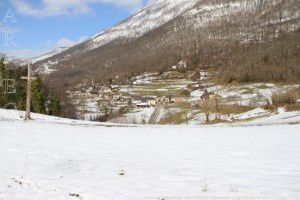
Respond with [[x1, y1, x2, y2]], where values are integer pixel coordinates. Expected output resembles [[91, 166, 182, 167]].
[[29, 0, 300, 91], [0, 59, 75, 118]]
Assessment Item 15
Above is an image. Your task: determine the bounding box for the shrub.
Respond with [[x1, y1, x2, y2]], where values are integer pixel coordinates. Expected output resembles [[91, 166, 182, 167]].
[[218, 104, 254, 115], [216, 31, 300, 84], [180, 89, 191, 97], [272, 88, 300, 107], [285, 103, 300, 112]]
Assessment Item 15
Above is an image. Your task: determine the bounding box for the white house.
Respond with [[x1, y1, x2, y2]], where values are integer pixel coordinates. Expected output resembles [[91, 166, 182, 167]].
[[132, 96, 157, 107]]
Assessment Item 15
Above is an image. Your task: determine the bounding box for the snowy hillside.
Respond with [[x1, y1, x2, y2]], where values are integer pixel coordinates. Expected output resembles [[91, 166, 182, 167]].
[[1, 109, 300, 199], [0, 53, 21, 64], [24, 47, 69, 65], [30, 0, 299, 91], [30, 0, 200, 67], [20, 47, 70, 74], [33, 0, 298, 62], [89, 0, 199, 49]]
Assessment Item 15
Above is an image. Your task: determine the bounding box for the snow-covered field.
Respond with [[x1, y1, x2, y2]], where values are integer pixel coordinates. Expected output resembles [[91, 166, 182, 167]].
[[0, 109, 300, 200]]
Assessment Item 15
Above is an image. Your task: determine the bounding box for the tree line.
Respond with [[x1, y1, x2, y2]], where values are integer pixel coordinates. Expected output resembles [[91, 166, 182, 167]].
[[0, 58, 64, 117]]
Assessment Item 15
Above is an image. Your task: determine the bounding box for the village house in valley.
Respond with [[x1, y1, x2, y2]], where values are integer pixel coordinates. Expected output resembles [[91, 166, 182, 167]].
[[132, 96, 157, 108]]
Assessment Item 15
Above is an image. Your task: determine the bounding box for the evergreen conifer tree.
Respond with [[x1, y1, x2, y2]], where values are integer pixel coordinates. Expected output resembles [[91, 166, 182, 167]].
[[0, 58, 7, 107], [48, 94, 61, 116], [31, 78, 45, 113]]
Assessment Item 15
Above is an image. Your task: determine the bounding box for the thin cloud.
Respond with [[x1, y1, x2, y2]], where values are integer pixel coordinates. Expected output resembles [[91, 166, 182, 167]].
[[0, 23, 21, 33], [11, 0, 145, 18], [3, 35, 88, 59], [2, 48, 47, 59]]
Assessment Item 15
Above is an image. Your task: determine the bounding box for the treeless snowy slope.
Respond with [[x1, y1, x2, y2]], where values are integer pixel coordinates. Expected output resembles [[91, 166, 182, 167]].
[[90, 0, 199, 49], [0, 109, 133, 127], [0, 110, 300, 199]]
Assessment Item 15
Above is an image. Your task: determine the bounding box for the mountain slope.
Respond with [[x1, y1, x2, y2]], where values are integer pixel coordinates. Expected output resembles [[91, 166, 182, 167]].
[[25, 47, 69, 65], [90, 0, 199, 49], [33, 0, 300, 88], [32, 0, 199, 66]]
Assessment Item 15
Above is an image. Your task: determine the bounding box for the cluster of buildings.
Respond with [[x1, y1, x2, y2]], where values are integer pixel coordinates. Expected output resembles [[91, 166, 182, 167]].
[[69, 69, 221, 120], [131, 95, 185, 108], [97, 85, 187, 109], [71, 82, 197, 120]]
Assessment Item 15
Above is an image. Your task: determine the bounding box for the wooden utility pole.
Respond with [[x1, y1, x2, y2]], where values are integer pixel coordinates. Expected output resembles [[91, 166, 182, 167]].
[[21, 65, 37, 120]]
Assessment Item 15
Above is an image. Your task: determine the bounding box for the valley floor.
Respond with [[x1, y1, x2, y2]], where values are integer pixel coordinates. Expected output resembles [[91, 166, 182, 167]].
[[0, 109, 300, 200]]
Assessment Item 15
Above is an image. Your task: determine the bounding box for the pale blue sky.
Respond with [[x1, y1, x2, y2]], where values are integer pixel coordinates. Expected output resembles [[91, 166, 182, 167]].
[[0, 0, 150, 58]]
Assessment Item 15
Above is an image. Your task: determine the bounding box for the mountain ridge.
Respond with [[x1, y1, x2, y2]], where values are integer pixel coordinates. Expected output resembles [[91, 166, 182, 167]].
[[31, 0, 300, 89], [29, 0, 199, 66]]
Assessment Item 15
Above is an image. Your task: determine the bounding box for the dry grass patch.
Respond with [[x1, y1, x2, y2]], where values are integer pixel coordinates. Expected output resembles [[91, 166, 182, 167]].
[[263, 104, 278, 112], [134, 89, 181, 97], [219, 104, 255, 115], [285, 103, 300, 112], [272, 88, 300, 107], [159, 111, 188, 125]]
